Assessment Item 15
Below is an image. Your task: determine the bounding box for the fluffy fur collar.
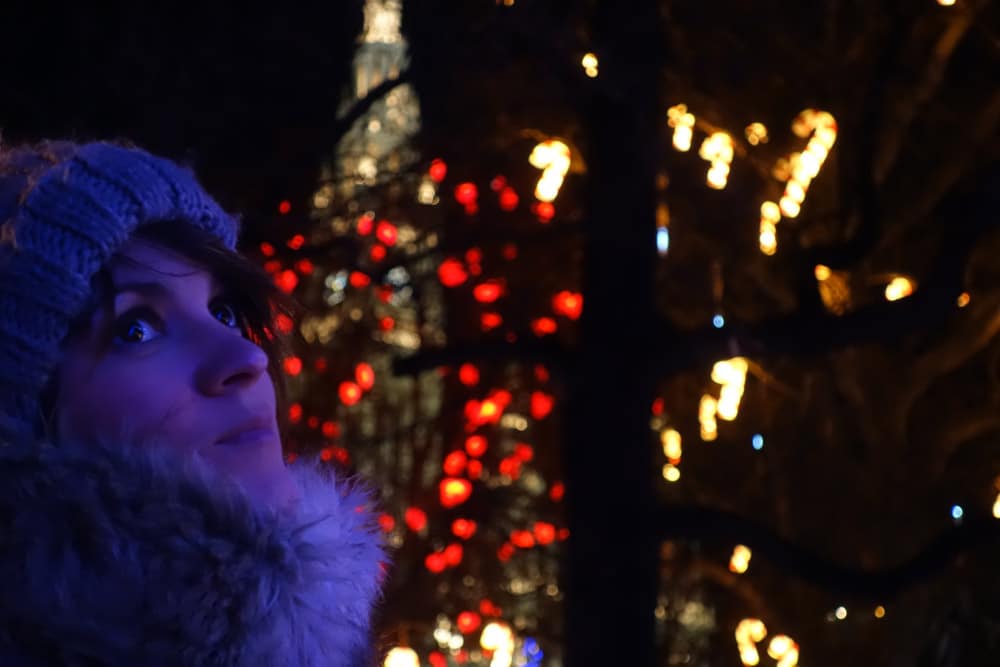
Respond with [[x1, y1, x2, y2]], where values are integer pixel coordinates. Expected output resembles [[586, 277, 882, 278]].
[[0, 437, 387, 666]]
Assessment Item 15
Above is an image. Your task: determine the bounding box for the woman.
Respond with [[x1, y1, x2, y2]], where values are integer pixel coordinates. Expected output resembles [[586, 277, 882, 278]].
[[0, 141, 387, 665]]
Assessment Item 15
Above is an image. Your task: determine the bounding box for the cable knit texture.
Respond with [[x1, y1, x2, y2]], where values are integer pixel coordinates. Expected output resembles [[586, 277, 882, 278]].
[[0, 141, 240, 442], [0, 436, 387, 666]]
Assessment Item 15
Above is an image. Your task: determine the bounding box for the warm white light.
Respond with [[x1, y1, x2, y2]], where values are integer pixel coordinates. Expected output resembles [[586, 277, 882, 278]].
[[735, 618, 767, 666], [667, 104, 696, 152], [662, 463, 681, 482], [729, 545, 752, 573], [745, 122, 768, 145], [384, 646, 419, 667], [699, 394, 718, 441], [529, 140, 571, 202], [661, 428, 682, 462], [834, 606, 847, 620], [767, 635, 799, 667], [884, 276, 915, 301], [700, 132, 735, 189]]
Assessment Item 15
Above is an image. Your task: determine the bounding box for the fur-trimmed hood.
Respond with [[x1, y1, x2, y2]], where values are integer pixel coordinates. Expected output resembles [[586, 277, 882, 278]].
[[0, 437, 387, 666]]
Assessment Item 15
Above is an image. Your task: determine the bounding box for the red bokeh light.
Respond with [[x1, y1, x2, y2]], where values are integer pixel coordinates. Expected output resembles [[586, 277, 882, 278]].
[[438, 258, 468, 287], [531, 391, 555, 419], [379, 316, 395, 330], [378, 513, 395, 533], [288, 403, 303, 424], [339, 381, 362, 406], [259, 241, 275, 257], [490, 175, 507, 192], [440, 478, 473, 508], [274, 313, 294, 334], [404, 506, 427, 532], [454, 182, 478, 206], [369, 244, 387, 262], [425, 551, 447, 574], [349, 271, 371, 288], [480, 312, 503, 331], [458, 363, 480, 386], [534, 521, 557, 545], [514, 443, 534, 462], [429, 652, 447, 667], [465, 435, 488, 457], [499, 456, 522, 480], [479, 599, 501, 617], [444, 542, 464, 566], [466, 460, 483, 479], [275, 269, 298, 294], [375, 220, 397, 246], [510, 530, 535, 549], [501, 243, 518, 260], [355, 362, 375, 391], [497, 543, 515, 562], [429, 158, 447, 183], [357, 214, 374, 235], [321, 420, 340, 438], [456, 611, 482, 635], [534, 201, 555, 222], [295, 259, 314, 275], [473, 281, 505, 303], [535, 364, 550, 382], [287, 234, 305, 250], [452, 518, 478, 540], [531, 317, 558, 336], [499, 186, 519, 212], [263, 259, 281, 274], [278, 200, 291, 214], [443, 450, 468, 476], [465, 247, 483, 265], [282, 356, 302, 376], [552, 290, 584, 319], [549, 481, 565, 502]]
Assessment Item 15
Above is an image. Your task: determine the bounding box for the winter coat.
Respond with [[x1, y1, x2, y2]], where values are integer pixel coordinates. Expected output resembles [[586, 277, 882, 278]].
[[0, 436, 387, 666]]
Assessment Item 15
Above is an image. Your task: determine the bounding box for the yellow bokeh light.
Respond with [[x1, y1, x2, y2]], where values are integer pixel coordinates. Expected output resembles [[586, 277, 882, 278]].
[[884, 276, 915, 301], [874, 605, 886, 618], [992, 492, 1000, 519], [661, 428, 682, 463], [938, 0, 956, 4], [529, 140, 571, 202], [667, 104, 696, 152], [384, 646, 420, 667], [814, 264, 831, 281], [834, 606, 847, 620], [699, 394, 718, 441], [581, 53, 598, 69], [700, 132, 735, 189], [711, 357, 748, 422], [957, 291, 970, 307], [736, 618, 768, 666], [768, 635, 799, 667], [759, 222, 777, 255], [729, 545, 752, 573], [745, 122, 768, 146], [662, 463, 681, 482]]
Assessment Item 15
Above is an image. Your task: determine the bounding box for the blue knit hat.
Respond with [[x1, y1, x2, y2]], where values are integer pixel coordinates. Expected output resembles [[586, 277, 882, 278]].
[[0, 140, 240, 443]]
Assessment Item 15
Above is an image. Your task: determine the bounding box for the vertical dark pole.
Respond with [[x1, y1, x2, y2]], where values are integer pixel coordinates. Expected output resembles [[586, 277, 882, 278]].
[[564, 3, 664, 666]]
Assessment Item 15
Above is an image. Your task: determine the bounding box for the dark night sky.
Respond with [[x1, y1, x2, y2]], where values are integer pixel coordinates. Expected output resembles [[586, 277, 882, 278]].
[[2, 3, 364, 225]]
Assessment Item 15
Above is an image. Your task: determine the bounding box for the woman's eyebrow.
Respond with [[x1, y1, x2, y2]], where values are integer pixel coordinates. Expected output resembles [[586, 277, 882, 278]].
[[112, 281, 173, 299]]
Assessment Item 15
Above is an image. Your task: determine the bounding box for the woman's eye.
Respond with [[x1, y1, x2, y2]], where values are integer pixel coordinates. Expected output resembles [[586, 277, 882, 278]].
[[211, 299, 241, 329], [111, 308, 162, 345]]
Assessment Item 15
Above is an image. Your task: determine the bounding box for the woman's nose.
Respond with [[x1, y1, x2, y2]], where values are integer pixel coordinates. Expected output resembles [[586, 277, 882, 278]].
[[193, 327, 271, 396]]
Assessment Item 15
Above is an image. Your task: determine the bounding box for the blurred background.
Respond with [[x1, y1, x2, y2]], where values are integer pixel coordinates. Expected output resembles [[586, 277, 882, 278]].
[[3, 1, 999, 665]]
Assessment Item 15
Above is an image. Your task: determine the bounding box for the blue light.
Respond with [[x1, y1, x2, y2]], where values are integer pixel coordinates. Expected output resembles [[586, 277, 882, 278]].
[[656, 227, 670, 255], [752, 434, 764, 450], [522, 637, 543, 666], [951, 504, 964, 520], [712, 314, 725, 328]]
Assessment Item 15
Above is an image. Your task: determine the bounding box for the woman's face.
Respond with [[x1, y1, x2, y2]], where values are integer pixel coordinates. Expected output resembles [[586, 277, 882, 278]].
[[55, 238, 300, 512]]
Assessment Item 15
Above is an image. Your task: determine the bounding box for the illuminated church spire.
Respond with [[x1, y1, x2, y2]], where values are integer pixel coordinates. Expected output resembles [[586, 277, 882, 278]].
[[316, 0, 420, 207]]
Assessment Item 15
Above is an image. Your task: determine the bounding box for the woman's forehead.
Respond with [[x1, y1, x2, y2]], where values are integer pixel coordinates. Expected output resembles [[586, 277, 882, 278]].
[[110, 239, 212, 287]]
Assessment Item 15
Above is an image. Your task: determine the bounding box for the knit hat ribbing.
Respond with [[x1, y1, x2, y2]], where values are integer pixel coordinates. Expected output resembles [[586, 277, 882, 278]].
[[0, 141, 240, 443]]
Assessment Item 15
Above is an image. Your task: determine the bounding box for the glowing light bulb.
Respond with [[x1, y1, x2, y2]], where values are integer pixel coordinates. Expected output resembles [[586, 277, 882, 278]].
[[834, 606, 847, 620], [729, 545, 752, 573], [884, 276, 915, 301], [656, 227, 670, 255], [661, 428, 682, 463], [735, 618, 767, 666], [662, 463, 681, 482], [529, 140, 571, 202], [667, 104, 696, 152], [581, 52, 599, 77]]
